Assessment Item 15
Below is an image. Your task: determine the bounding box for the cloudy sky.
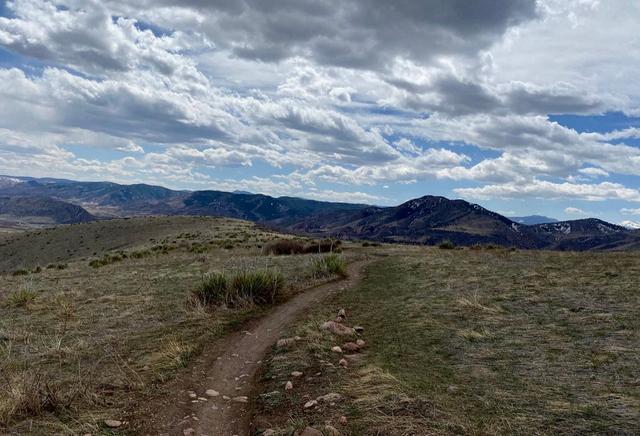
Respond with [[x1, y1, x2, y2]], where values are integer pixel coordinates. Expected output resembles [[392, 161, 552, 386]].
[[0, 0, 639, 223]]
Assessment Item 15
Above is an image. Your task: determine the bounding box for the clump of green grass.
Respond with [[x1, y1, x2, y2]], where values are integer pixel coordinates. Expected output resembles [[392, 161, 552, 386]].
[[5, 288, 37, 308], [191, 270, 284, 308], [311, 253, 347, 278], [438, 239, 455, 249], [192, 272, 228, 306], [231, 270, 285, 306]]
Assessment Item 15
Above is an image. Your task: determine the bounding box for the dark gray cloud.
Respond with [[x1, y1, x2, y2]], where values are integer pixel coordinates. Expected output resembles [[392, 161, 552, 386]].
[[104, 0, 538, 70]]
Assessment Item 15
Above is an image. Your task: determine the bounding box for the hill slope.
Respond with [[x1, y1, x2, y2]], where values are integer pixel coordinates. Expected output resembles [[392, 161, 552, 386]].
[[0, 196, 95, 228]]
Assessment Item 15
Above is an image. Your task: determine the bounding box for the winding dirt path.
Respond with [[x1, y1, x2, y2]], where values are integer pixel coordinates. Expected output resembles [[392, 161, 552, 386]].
[[133, 260, 369, 436]]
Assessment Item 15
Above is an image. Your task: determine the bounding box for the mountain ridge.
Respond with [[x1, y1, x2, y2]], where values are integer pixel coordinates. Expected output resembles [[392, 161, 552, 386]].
[[1, 175, 637, 250]]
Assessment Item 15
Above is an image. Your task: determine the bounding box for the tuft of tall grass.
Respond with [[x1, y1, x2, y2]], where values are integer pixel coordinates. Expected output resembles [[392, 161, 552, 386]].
[[5, 288, 37, 308], [191, 270, 284, 308], [231, 270, 285, 306], [192, 273, 228, 306], [311, 253, 347, 278]]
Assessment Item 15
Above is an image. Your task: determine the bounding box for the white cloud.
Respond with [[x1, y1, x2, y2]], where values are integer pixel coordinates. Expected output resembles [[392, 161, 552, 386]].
[[564, 207, 587, 215], [456, 180, 640, 202]]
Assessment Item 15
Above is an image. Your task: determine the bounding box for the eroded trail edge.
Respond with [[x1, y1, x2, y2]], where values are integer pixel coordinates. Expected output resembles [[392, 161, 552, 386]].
[[136, 260, 370, 436]]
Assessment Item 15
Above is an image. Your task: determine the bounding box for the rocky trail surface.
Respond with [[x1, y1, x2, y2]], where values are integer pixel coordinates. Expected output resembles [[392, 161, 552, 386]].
[[131, 260, 369, 436]]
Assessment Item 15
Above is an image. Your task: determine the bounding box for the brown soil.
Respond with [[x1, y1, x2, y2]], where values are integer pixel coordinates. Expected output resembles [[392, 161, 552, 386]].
[[129, 260, 369, 436]]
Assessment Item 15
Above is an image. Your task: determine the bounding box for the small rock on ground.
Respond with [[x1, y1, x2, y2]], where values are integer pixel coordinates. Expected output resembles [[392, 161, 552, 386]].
[[325, 425, 342, 436], [285, 380, 293, 390], [299, 427, 323, 436], [104, 420, 122, 428], [205, 389, 220, 397], [291, 371, 303, 377], [331, 346, 343, 353], [303, 399, 318, 409], [232, 396, 249, 403]]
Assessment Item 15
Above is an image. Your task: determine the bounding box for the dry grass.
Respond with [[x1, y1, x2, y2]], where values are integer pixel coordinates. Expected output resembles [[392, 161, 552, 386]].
[[254, 247, 640, 435], [0, 217, 364, 434]]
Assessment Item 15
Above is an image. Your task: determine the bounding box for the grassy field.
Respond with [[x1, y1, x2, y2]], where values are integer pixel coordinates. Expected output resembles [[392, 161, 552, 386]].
[[0, 217, 358, 434], [255, 247, 640, 435]]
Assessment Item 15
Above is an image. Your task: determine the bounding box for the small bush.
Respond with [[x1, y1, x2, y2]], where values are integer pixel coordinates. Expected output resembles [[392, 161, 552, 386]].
[[11, 269, 29, 277], [88, 253, 125, 268], [438, 240, 455, 249], [130, 249, 151, 259], [312, 254, 347, 278], [262, 239, 305, 255], [5, 289, 37, 308]]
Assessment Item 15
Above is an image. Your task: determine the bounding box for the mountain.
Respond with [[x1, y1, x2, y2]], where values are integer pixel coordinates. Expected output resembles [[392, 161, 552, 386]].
[[0, 196, 95, 228], [289, 195, 543, 248], [510, 215, 558, 225], [529, 219, 640, 250], [1, 175, 638, 250], [0, 176, 187, 217], [180, 190, 368, 225]]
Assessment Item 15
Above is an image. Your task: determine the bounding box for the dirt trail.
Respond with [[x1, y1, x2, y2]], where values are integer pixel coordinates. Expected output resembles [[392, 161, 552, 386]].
[[134, 260, 369, 436]]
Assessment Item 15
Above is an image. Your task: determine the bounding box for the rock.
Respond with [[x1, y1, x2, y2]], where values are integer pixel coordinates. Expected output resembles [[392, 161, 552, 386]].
[[325, 425, 342, 436], [188, 392, 197, 399], [354, 326, 364, 334], [285, 380, 293, 390], [277, 337, 297, 348], [317, 392, 343, 403], [331, 346, 343, 353], [339, 415, 348, 424], [232, 396, 248, 403], [338, 308, 346, 317], [104, 420, 122, 428], [447, 384, 459, 393], [321, 321, 355, 336], [303, 399, 318, 409], [183, 428, 195, 436], [339, 358, 348, 368], [291, 370, 303, 378], [300, 426, 323, 436], [142, 365, 151, 371], [205, 389, 220, 397], [342, 342, 360, 352], [356, 339, 366, 347]]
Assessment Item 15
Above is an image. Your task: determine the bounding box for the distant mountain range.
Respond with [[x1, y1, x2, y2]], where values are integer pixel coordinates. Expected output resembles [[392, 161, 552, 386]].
[[1, 175, 639, 250]]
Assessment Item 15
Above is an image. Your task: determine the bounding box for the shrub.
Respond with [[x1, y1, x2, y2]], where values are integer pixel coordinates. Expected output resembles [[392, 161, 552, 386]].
[[304, 239, 342, 254], [262, 239, 305, 255], [312, 253, 347, 278], [11, 269, 29, 277], [6, 289, 37, 308], [88, 253, 125, 268], [438, 240, 455, 249]]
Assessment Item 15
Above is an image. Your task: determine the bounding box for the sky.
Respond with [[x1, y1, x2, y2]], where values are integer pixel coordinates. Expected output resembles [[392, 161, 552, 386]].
[[0, 0, 639, 224]]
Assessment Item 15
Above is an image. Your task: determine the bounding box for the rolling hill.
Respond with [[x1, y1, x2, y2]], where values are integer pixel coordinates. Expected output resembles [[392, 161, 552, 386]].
[[0, 196, 95, 229]]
